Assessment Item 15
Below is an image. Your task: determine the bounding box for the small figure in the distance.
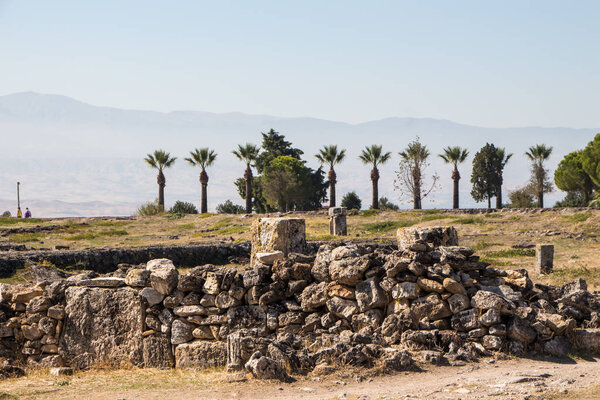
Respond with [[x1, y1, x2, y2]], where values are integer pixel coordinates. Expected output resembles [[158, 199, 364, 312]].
[[24, 208, 31, 218]]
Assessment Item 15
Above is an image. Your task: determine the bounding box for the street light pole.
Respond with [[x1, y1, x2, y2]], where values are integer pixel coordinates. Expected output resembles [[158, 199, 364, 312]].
[[17, 182, 22, 218]]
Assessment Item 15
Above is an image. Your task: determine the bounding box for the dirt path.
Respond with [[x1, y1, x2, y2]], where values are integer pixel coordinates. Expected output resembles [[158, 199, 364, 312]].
[[2, 357, 598, 400]]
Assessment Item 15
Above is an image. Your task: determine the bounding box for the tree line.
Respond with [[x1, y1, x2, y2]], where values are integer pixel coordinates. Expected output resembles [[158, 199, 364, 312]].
[[142, 130, 600, 214]]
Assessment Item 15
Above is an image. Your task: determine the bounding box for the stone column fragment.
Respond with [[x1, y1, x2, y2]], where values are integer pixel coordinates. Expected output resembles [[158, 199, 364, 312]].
[[328, 207, 347, 236], [536, 244, 554, 274]]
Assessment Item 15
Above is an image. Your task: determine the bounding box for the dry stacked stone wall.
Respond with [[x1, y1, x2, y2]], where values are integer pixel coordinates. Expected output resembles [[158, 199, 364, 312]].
[[0, 220, 599, 380]]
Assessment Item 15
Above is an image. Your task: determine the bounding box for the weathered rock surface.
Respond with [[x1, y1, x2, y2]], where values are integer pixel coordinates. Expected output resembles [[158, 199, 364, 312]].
[[60, 287, 144, 369]]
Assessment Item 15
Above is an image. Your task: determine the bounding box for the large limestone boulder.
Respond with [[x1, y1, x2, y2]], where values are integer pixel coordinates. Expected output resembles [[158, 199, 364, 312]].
[[397, 226, 458, 251], [146, 259, 179, 295], [175, 340, 227, 368], [250, 218, 306, 265], [60, 287, 144, 368]]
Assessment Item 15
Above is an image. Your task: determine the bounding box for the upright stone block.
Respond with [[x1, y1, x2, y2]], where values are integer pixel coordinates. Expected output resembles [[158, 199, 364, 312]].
[[250, 218, 306, 265], [328, 207, 347, 236], [397, 226, 458, 250], [536, 244, 554, 274]]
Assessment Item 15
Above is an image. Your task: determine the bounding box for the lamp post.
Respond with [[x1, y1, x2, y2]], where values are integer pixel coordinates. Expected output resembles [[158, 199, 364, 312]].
[[17, 182, 22, 218]]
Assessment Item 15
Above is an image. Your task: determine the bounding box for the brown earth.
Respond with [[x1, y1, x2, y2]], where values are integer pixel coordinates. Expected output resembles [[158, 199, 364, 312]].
[[1, 356, 598, 399]]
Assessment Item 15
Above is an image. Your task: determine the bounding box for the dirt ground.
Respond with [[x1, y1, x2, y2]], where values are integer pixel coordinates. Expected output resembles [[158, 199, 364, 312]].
[[1, 356, 598, 400]]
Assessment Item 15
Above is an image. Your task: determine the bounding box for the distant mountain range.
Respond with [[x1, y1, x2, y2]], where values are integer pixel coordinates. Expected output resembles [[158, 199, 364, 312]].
[[0, 92, 598, 217]]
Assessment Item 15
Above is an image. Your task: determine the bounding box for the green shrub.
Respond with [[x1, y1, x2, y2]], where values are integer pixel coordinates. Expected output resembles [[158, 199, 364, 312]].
[[216, 200, 245, 214], [360, 209, 379, 217], [168, 201, 198, 215], [137, 201, 162, 216], [554, 192, 587, 208], [378, 197, 399, 211], [341, 192, 362, 210], [507, 187, 536, 208]]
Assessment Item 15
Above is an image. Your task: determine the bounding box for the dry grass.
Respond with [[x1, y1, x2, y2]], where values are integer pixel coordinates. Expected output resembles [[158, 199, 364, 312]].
[[0, 367, 226, 400], [1, 209, 600, 288]]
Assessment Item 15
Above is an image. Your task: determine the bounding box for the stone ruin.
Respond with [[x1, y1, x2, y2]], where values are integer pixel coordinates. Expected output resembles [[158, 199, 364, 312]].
[[0, 218, 600, 380]]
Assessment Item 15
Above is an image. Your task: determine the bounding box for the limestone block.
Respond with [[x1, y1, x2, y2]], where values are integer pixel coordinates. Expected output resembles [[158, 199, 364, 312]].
[[175, 340, 227, 368], [536, 244, 554, 274], [250, 218, 306, 265], [397, 226, 458, 250]]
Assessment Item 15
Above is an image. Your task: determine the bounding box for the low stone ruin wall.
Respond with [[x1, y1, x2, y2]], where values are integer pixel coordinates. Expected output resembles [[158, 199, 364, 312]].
[[0, 243, 251, 277], [0, 221, 600, 380]]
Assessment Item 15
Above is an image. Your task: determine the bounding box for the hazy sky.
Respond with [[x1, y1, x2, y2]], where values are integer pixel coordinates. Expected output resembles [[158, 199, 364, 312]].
[[1, 0, 599, 128]]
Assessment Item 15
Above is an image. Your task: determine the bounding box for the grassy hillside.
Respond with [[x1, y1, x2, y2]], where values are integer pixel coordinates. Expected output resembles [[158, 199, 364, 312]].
[[1, 209, 599, 288]]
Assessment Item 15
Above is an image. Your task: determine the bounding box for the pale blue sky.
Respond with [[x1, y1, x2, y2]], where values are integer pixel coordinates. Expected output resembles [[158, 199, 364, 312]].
[[1, 0, 599, 128]]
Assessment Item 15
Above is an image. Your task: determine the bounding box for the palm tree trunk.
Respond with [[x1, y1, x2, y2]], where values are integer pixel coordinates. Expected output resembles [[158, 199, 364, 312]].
[[496, 184, 503, 209], [328, 168, 337, 208], [200, 169, 209, 214], [157, 170, 166, 212], [371, 167, 379, 209], [538, 190, 544, 208], [413, 166, 421, 209], [452, 167, 460, 209], [201, 184, 208, 213], [244, 166, 253, 214]]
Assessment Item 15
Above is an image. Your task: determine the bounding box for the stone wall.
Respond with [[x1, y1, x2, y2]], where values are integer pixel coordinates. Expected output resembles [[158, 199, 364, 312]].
[[0, 224, 599, 379], [0, 243, 251, 277]]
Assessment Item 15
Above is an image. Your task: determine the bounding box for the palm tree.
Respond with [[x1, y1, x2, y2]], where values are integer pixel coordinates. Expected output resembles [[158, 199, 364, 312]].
[[185, 148, 217, 213], [399, 140, 431, 209], [359, 145, 391, 209], [315, 145, 346, 207], [439, 146, 469, 209], [525, 144, 553, 208], [496, 148, 513, 209], [233, 143, 260, 214], [144, 150, 176, 212]]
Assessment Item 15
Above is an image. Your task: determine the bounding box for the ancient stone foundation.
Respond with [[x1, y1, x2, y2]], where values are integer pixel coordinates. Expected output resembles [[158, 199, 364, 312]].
[[0, 223, 599, 380]]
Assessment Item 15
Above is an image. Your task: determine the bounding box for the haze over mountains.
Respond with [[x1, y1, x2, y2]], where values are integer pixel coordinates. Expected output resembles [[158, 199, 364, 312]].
[[0, 92, 597, 217]]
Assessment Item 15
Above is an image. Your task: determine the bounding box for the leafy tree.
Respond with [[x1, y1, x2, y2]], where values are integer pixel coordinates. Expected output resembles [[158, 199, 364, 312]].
[[525, 144, 553, 208], [216, 200, 245, 214], [341, 191, 362, 210], [236, 131, 326, 213], [439, 146, 469, 209], [255, 129, 303, 174], [378, 197, 399, 211], [495, 148, 513, 209], [395, 138, 437, 209], [144, 150, 176, 212], [185, 148, 217, 213], [233, 143, 260, 213], [507, 187, 536, 208], [359, 145, 392, 209], [168, 201, 198, 214], [554, 150, 595, 205], [554, 192, 587, 208], [470, 143, 502, 209], [315, 145, 346, 207], [580, 133, 600, 195], [261, 156, 313, 212]]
